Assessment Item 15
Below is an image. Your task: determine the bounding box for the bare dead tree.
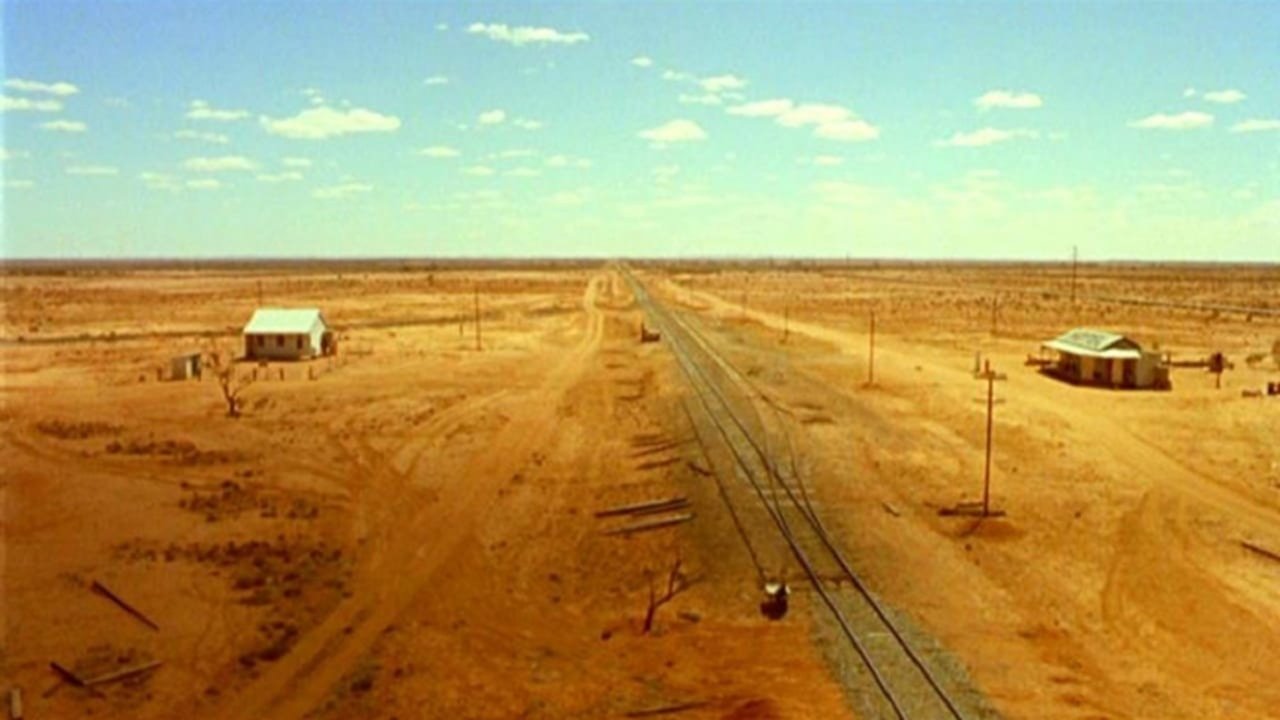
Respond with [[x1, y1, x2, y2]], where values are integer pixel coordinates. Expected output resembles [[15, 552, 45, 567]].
[[207, 350, 252, 418], [642, 556, 689, 634]]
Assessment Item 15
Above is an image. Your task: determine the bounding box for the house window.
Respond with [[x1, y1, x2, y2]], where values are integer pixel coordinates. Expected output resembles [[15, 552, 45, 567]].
[[276, 334, 284, 347], [256, 336, 265, 347], [296, 336, 303, 349]]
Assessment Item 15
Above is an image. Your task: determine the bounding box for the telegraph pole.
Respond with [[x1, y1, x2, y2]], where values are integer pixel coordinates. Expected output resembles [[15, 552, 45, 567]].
[[1070, 245, 1078, 306], [982, 366, 995, 515], [867, 309, 876, 385], [990, 295, 999, 337], [974, 360, 1006, 517], [474, 284, 481, 351]]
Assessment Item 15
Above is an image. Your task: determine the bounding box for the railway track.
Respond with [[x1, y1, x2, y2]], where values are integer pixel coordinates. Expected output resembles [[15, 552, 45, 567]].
[[624, 268, 975, 720]]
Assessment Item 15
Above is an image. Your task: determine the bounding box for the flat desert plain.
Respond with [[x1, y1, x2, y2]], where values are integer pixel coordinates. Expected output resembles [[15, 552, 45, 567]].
[[2, 261, 1278, 719]]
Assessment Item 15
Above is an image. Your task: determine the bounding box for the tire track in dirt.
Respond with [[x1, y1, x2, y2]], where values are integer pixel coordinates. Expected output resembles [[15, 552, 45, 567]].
[[207, 273, 606, 720]]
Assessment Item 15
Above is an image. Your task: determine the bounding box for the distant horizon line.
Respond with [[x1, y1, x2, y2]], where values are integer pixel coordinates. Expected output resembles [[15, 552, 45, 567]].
[[2, 255, 1278, 267]]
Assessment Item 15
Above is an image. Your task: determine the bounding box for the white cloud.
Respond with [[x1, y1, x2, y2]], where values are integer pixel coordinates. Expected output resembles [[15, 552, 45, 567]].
[[463, 165, 495, 176], [679, 93, 722, 106], [1183, 87, 1197, 98], [1231, 118, 1280, 133], [140, 172, 181, 191], [313, 182, 372, 199], [467, 22, 589, 46], [1129, 111, 1214, 130], [184, 155, 257, 172], [726, 98, 880, 143], [478, 109, 506, 125], [282, 157, 312, 167], [5, 78, 79, 96], [425, 75, 450, 86], [513, 117, 543, 130], [1, 95, 63, 112], [6, 179, 35, 189], [187, 100, 249, 121], [776, 103, 853, 127], [66, 165, 118, 176], [811, 155, 844, 167], [419, 145, 461, 158], [544, 154, 591, 169], [174, 129, 229, 144], [260, 106, 401, 139], [505, 167, 541, 177], [974, 90, 1043, 110], [256, 171, 303, 183], [186, 178, 221, 190], [662, 69, 694, 83], [638, 119, 707, 144], [727, 99, 795, 117], [1203, 89, 1246, 104], [41, 119, 86, 133], [436, 22, 448, 31], [815, 119, 880, 142], [700, 74, 747, 94], [937, 127, 1038, 147], [631, 56, 654, 68]]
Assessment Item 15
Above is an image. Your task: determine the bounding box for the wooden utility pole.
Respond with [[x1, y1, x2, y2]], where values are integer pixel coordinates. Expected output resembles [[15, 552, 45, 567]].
[[782, 305, 790, 343], [972, 360, 1007, 517], [473, 285, 481, 351], [990, 295, 999, 337], [982, 366, 995, 515], [867, 309, 876, 385], [1070, 245, 1078, 306]]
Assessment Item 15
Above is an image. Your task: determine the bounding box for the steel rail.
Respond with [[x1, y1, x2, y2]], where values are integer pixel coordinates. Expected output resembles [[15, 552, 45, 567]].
[[672, 312, 970, 720], [626, 269, 968, 720]]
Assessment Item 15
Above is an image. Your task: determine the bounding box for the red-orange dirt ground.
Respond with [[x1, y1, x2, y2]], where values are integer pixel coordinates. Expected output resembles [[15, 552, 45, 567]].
[[3, 261, 1278, 719]]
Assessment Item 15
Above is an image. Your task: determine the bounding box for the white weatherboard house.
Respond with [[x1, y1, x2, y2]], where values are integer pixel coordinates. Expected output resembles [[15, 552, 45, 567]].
[[243, 308, 332, 361]]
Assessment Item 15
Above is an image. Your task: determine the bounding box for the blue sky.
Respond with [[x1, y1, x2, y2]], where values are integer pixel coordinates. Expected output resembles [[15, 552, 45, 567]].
[[2, 1, 1277, 260]]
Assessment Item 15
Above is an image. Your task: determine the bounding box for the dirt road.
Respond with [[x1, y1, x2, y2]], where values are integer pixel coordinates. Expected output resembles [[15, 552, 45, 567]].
[[207, 276, 607, 719]]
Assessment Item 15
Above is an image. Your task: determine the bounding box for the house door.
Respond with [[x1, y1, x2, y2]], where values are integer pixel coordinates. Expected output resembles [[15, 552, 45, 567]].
[[1123, 360, 1136, 388]]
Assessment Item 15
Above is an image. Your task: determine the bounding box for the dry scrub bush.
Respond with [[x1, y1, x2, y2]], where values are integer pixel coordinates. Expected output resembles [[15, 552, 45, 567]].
[[207, 350, 253, 418]]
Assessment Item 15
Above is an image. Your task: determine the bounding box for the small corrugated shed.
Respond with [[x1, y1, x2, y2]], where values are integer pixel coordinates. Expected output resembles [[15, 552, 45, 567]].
[[170, 352, 202, 380]]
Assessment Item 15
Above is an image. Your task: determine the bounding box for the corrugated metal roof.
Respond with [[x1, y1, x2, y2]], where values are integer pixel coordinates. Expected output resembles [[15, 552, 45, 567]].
[[1042, 328, 1142, 359], [243, 308, 326, 334]]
